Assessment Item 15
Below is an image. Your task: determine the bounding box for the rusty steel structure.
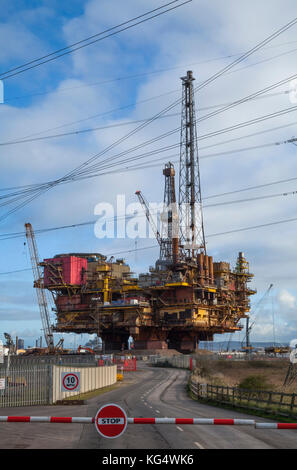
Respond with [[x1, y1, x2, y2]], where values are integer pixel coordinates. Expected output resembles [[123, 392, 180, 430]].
[[37, 71, 256, 352]]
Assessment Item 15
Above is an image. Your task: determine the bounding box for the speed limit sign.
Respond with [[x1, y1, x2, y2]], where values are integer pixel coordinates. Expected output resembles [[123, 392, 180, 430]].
[[61, 372, 80, 392]]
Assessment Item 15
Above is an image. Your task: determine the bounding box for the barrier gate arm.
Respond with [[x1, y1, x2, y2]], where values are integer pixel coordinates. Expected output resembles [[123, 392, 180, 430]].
[[1, 416, 297, 429]]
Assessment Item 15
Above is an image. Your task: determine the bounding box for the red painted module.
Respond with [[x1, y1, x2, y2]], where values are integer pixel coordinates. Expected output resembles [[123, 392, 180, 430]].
[[44, 256, 87, 286]]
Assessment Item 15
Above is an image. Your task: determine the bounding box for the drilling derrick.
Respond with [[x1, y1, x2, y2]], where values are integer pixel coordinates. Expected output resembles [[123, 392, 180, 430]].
[[160, 162, 179, 266], [137, 163, 179, 268], [179, 70, 206, 259]]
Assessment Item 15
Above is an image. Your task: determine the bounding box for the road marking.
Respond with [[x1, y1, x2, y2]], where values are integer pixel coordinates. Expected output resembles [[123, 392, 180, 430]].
[[195, 442, 204, 449], [176, 426, 184, 432], [156, 410, 160, 414]]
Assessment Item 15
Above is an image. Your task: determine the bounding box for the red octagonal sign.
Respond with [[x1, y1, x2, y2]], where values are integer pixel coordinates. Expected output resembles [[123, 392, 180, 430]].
[[95, 403, 127, 439]]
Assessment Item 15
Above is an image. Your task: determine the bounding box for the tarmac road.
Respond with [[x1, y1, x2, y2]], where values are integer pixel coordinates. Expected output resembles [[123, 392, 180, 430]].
[[1, 362, 297, 449]]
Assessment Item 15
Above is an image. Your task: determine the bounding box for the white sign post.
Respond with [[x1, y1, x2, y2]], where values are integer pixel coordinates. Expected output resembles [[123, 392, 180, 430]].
[[61, 372, 80, 392]]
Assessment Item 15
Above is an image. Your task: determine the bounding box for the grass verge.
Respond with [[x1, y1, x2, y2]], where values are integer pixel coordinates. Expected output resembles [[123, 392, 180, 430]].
[[63, 383, 120, 401], [187, 382, 297, 424]]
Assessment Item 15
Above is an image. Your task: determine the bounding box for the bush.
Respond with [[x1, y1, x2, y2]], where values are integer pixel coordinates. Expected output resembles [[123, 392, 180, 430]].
[[194, 357, 213, 377], [238, 375, 272, 391]]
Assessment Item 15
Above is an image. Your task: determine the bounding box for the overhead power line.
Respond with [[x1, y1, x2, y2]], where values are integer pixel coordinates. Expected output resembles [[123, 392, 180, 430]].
[[2, 212, 297, 277], [0, 128, 296, 217], [204, 174, 297, 200], [204, 188, 297, 209], [1, 117, 296, 195], [3, 38, 297, 104], [2, 161, 297, 241], [2, 14, 297, 222], [0, 1, 191, 80], [0, 89, 291, 148]]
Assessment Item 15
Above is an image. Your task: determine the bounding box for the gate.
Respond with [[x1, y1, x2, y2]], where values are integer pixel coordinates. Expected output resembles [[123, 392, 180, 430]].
[[0, 364, 50, 407], [113, 357, 137, 371]]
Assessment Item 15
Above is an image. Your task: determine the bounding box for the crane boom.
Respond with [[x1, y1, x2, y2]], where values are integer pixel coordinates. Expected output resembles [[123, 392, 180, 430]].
[[25, 223, 55, 352], [241, 283, 273, 349], [135, 191, 162, 246]]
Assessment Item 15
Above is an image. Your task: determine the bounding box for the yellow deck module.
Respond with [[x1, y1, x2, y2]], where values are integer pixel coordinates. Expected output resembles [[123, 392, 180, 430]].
[[165, 282, 190, 287], [103, 278, 110, 302], [96, 264, 110, 272], [122, 285, 141, 291], [198, 309, 208, 319]]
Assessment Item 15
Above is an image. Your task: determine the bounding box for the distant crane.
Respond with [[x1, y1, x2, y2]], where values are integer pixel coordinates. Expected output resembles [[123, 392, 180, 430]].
[[226, 333, 233, 352], [25, 223, 55, 352], [241, 283, 273, 351]]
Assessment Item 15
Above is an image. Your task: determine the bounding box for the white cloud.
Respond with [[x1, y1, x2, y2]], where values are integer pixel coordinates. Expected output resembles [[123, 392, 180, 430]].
[[278, 289, 296, 310]]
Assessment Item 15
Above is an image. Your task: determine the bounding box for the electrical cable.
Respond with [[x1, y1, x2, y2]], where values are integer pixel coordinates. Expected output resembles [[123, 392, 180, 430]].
[[4, 39, 297, 104], [0, 1, 191, 80], [0, 89, 292, 148], [2, 15, 297, 221], [2, 212, 297, 275], [0, 131, 296, 213]]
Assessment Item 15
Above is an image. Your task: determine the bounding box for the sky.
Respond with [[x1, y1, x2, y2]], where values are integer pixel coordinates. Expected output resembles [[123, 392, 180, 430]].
[[1, 0, 297, 348]]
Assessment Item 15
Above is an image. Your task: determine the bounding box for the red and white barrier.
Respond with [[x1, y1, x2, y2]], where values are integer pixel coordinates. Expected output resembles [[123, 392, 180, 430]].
[[0, 416, 94, 423], [127, 418, 255, 425], [1, 415, 296, 430], [0, 416, 254, 425], [255, 423, 297, 429]]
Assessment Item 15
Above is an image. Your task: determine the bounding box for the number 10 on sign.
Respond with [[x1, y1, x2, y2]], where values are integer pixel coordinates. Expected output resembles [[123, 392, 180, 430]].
[[61, 372, 80, 392]]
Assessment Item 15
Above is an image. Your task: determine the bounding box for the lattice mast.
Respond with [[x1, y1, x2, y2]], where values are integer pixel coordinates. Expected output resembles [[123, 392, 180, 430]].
[[25, 223, 55, 351], [178, 70, 206, 259]]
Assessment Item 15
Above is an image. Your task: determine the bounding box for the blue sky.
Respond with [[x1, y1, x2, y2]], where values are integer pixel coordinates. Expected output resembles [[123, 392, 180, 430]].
[[1, 0, 297, 348]]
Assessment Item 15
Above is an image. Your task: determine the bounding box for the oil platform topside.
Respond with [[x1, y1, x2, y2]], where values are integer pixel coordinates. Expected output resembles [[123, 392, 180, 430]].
[[39, 71, 256, 352]]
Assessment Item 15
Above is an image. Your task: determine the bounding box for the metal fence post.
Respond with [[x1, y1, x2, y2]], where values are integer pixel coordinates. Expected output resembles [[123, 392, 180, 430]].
[[48, 365, 53, 405], [290, 393, 295, 414]]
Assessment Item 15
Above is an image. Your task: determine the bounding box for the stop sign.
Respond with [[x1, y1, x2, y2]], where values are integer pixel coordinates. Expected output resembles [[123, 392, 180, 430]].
[[94, 403, 127, 439]]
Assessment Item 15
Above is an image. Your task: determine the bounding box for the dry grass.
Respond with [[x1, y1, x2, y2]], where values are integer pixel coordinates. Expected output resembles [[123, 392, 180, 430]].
[[192, 354, 296, 392]]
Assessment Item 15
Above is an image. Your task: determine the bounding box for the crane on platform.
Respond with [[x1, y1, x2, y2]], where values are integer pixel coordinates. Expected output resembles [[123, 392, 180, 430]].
[[135, 190, 162, 247], [25, 223, 55, 353], [241, 283, 273, 352]]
